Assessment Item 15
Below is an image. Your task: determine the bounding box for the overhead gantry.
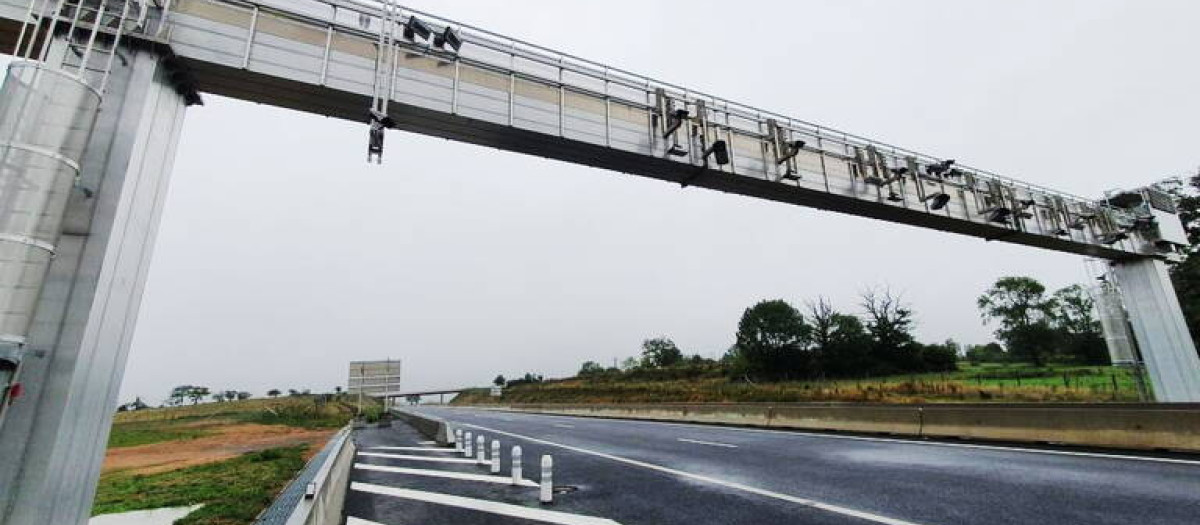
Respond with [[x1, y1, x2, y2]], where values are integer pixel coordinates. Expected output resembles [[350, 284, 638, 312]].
[[0, 1, 1198, 523]]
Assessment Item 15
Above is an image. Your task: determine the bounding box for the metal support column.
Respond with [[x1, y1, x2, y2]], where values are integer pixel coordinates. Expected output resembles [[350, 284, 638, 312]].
[[0, 44, 189, 525], [1112, 258, 1200, 402]]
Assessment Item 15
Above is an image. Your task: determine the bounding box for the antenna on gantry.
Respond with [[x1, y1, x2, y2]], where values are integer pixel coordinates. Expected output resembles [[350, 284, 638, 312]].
[[367, 0, 398, 164]]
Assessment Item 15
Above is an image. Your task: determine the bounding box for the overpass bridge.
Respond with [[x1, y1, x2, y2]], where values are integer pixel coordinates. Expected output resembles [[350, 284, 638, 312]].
[[378, 387, 474, 405], [0, 1, 1198, 523]]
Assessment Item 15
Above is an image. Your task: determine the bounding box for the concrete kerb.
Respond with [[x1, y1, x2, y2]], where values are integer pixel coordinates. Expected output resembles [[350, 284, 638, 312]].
[[392, 408, 457, 447]]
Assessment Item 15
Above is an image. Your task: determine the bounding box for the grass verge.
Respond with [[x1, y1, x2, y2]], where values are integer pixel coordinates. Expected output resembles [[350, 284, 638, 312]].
[[455, 364, 1147, 405], [93, 446, 307, 524], [107, 420, 216, 448]]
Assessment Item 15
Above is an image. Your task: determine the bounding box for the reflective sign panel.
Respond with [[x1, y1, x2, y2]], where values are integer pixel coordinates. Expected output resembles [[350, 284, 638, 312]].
[[347, 359, 402, 397]]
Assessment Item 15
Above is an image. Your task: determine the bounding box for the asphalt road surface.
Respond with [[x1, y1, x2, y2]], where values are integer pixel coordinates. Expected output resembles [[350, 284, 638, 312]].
[[345, 406, 1200, 525]]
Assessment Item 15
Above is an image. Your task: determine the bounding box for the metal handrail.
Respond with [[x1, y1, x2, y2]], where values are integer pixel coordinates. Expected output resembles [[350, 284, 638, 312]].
[[191, 0, 1091, 204]]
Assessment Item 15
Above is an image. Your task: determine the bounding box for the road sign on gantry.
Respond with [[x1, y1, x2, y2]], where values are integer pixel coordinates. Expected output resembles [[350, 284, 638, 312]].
[[348, 359, 403, 398]]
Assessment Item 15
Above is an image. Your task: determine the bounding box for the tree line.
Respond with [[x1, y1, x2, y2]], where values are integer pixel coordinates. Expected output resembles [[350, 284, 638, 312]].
[[976, 278, 1106, 366], [568, 280, 1112, 384], [575, 288, 959, 383], [725, 289, 958, 380]]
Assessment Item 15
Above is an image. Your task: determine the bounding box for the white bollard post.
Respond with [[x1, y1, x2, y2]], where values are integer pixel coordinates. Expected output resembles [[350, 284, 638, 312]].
[[511, 446, 523, 485], [540, 455, 553, 504], [476, 436, 486, 465], [455, 429, 463, 452], [464, 431, 473, 457], [491, 440, 501, 474]]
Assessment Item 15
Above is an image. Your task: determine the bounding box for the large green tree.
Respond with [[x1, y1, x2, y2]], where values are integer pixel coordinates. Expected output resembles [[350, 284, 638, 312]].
[[640, 337, 684, 368], [1050, 284, 1108, 364], [808, 297, 872, 376], [977, 277, 1058, 366], [734, 299, 813, 380]]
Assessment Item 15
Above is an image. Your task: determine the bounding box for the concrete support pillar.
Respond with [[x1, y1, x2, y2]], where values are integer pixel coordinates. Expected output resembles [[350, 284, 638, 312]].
[[0, 45, 189, 524], [1112, 258, 1200, 402]]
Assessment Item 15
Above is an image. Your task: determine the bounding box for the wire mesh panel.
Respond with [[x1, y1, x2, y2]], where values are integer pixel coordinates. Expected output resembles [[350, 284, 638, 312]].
[[0, 62, 101, 346], [1093, 283, 1139, 366]]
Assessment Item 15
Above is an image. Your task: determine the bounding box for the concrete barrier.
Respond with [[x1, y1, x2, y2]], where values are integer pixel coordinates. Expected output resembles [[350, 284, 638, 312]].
[[392, 408, 456, 446], [490, 402, 1200, 452]]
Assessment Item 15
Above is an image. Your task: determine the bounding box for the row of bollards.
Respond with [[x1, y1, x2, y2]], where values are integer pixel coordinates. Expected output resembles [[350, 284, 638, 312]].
[[454, 428, 554, 504]]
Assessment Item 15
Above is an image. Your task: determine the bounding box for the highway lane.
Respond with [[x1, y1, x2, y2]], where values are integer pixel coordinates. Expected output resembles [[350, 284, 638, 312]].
[[346, 420, 852, 525], [413, 406, 1200, 525]]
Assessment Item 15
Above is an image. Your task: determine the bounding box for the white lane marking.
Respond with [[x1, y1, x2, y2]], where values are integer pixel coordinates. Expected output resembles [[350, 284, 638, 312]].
[[346, 518, 387, 525], [358, 452, 477, 464], [455, 422, 924, 525], [678, 437, 738, 448], [354, 462, 539, 487], [366, 446, 458, 453], [352, 482, 621, 525], [418, 440, 437, 445], [465, 408, 1200, 467], [553, 423, 576, 429]]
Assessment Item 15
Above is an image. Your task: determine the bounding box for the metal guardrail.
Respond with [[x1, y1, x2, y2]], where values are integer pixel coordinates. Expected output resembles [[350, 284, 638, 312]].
[[255, 425, 353, 525]]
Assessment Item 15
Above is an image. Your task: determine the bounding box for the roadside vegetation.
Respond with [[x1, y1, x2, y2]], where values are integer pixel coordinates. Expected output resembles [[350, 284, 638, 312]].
[[94, 446, 308, 524], [96, 392, 379, 524], [466, 277, 1152, 405], [456, 364, 1143, 405]]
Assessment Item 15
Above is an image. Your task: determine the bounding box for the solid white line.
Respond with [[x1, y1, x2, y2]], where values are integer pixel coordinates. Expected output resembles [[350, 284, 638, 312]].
[[468, 408, 1200, 467], [358, 452, 477, 464], [553, 423, 576, 429], [366, 446, 458, 453], [455, 422, 925, 525], [354, 462, 539, 487], [352, 482, 621, 525], [346, 517, 387, 525], [677, 437, 738, 448]]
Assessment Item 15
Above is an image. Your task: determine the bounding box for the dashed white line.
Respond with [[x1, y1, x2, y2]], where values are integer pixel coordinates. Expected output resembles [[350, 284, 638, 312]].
[[358, 452, 477, 464], [553, 423, 576, 429], [365, 446, 458, 453], [354, 462, 539, 487], [454, 421, 925, 525], [677, 437, 738, 448], [346, 517, 386, 525], [418, 440, 437, 445], [352, 482, 621, 525]]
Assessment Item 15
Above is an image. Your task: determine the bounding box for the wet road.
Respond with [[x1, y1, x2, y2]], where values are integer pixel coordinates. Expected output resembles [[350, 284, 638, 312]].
[[380, 406, 1200, 525]]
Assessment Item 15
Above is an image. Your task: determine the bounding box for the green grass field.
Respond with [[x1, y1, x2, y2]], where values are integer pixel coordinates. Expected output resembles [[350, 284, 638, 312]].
[[96, 395, 379, 524], [107, 420, 216, 448], [93, 446, 307, 524], [455, 363, 1150, 405]]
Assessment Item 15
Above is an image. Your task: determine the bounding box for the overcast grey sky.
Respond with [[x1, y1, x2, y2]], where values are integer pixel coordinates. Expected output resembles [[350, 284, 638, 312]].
[[13, 0, 1196, 403]]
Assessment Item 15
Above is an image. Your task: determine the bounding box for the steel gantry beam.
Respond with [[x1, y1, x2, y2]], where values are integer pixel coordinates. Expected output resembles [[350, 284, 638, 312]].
[[0, 1, 1198, 524], [0, 0, 1185, 261]]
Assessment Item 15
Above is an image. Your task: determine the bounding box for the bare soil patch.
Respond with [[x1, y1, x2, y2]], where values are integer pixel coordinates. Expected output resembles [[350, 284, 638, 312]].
[[103, 423, 334, 475]]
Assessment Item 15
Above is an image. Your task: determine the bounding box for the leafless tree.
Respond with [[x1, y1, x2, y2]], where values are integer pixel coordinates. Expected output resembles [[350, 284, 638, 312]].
[[859, 286, 915, 348], [807, 296, 837, 349]]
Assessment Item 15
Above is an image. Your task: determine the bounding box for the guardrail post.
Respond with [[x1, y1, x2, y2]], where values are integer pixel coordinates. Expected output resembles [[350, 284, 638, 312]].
[[476, 435, 486, 465], [491, 440, 501, 474], [511, 445, 522, 485], [540, 455, 553, 504], [464, 431, 473, 457]]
